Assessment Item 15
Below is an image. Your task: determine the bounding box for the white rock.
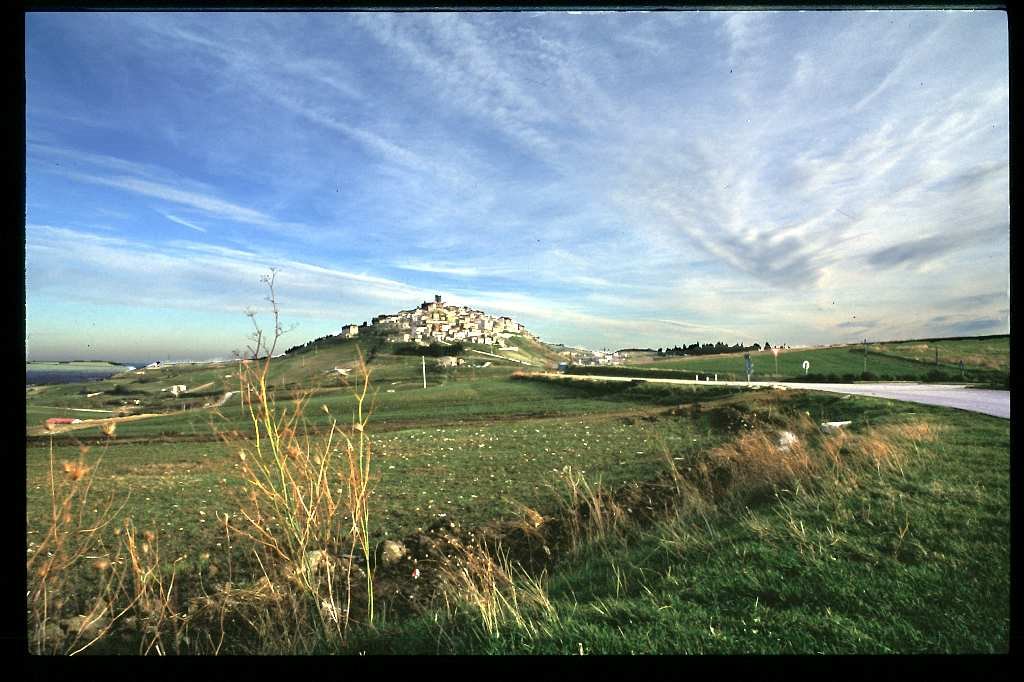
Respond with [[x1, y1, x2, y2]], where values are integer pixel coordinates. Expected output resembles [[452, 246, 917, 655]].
[[777, 430, 799, 451], [380, 540, 407, 565]]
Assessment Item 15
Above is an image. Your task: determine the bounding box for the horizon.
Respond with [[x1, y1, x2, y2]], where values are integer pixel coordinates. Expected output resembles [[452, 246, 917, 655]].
[[25, 10, 1009, 361]]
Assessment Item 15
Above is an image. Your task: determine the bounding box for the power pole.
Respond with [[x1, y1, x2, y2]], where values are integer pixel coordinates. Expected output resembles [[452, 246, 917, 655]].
[[863, 339, 868, 373]]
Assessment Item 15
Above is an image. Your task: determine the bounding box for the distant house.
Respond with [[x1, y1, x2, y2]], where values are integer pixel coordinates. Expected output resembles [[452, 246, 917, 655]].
[[145, 361, 161, 369], [340, 324, 359, 338]]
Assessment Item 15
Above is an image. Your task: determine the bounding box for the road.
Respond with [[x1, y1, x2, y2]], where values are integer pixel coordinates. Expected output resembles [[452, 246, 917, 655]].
[[545, 374, 1010, 419]]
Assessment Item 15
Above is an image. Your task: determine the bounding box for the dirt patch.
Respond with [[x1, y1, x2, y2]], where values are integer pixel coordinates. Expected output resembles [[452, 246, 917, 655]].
[[27, 413, 168, 437]]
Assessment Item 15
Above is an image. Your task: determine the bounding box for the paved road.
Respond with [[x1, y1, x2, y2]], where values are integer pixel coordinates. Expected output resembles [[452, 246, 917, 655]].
[[546, 374, 1010, 419]]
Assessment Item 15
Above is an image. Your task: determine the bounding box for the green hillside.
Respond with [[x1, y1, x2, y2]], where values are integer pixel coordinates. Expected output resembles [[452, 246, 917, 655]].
[[618, 337, 1008, 385]]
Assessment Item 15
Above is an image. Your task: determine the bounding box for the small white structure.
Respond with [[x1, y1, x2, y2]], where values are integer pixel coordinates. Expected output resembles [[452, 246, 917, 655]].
[[166, 384, 187, 396]]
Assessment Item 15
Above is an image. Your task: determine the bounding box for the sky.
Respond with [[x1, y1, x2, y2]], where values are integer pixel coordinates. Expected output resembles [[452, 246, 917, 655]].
[[25, 10, 1009, 361]]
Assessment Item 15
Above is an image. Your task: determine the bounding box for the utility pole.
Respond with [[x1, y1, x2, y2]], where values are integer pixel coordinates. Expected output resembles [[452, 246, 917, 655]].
[[863, 339, 868, 373], [935, 347, 939, 366], [422, 355, 427, 389]]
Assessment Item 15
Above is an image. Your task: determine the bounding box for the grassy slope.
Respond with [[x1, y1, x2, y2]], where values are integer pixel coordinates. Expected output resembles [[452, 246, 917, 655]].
[[622, 338, 1008, 382], [869, 336, 1010, 373], [489, 335, 564, 367], [351, 402, 1010, 654], [25, 338, 578, 440]]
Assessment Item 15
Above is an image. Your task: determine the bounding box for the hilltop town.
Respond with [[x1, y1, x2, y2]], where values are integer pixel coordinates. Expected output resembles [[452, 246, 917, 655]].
[[339, 295, 539, 349]]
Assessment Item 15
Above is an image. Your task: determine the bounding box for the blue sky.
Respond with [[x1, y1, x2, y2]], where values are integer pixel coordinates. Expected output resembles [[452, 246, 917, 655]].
[[25, 10, 1009, 361]]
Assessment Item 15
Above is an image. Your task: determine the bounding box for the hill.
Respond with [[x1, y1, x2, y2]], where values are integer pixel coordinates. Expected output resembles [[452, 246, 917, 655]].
[[608, 335, 1009, 386]]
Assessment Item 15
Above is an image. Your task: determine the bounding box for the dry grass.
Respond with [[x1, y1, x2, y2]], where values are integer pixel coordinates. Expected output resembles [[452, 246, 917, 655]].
[[27, 272, 387, 655], [222, 271, 380, 644], [436, 542, 556, 639], [555, 465, 631, 553], [26, 439, 131, 655], [695, 416, 940, 509], [702, 428, 817, 505]]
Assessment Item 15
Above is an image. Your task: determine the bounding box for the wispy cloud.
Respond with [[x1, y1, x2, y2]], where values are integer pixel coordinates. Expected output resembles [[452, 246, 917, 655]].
[[394, 262, 483, 278], [162, 212, 207, 233], [24, 11, 1009, 357]]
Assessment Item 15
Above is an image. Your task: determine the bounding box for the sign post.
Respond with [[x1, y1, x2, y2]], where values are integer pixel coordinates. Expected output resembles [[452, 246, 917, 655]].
[[744, 353, 753, 382], [802, 360, 810, 376], [863, 339, 868, 373], [772, 346, 779, 375], [422, 356, 427, 389]]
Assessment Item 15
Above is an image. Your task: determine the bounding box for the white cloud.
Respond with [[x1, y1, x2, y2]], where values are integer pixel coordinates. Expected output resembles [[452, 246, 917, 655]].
[[162, 212, 207, 233]]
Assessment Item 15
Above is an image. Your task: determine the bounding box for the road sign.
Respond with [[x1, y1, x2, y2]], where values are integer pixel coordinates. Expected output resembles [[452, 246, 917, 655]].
[[744, 353, 753, 381], [802, 360, 810, 375]]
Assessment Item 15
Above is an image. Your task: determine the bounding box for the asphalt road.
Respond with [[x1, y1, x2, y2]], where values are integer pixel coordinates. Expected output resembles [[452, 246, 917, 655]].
[[547, 374, 1010, 419]]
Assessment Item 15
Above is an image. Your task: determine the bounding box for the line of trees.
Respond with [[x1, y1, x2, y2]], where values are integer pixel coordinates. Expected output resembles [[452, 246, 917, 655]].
[[657, 341, 778, 357]]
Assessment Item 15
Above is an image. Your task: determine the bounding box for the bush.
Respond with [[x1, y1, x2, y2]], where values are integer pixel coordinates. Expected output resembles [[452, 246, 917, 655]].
[[860, 371, 878, 381], [925, 369, 951, 382], [390, 342, 463, 357], [110, 384, 143, 396]]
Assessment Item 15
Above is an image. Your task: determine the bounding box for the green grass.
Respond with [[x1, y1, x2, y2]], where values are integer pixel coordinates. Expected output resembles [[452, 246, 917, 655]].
[[28, 371, 741, 441], [622, 340, 1007, 383], [868, 336, 1009, 374], [347, 407, 1010, 654], [24, 346, 1009, 654]]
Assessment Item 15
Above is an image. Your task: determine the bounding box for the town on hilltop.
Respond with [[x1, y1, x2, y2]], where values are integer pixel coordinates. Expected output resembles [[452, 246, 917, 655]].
[[339, 294, 539, 349]]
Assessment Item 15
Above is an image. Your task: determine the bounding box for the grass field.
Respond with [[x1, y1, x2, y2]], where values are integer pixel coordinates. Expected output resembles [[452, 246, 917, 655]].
[[24, 337, 1010, 655], [346, 401, 1010, 654], [868, 335, 1009, 373], [617, 336, 1009, 385]]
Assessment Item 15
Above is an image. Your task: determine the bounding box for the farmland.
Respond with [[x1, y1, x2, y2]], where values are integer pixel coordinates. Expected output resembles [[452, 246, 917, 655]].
[[617, 335, 1009, 386], [24, 337, 1010, 654]]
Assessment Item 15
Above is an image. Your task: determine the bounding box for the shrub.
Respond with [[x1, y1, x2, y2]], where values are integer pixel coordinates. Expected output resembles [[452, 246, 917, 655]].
[[229, 271, 379, 645]]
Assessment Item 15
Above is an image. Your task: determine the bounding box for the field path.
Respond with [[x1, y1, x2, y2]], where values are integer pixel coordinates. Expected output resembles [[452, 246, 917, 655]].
[[542, 373, 1010, 419], [28, 412, 170, 436], [28, 391, 239, 436]]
